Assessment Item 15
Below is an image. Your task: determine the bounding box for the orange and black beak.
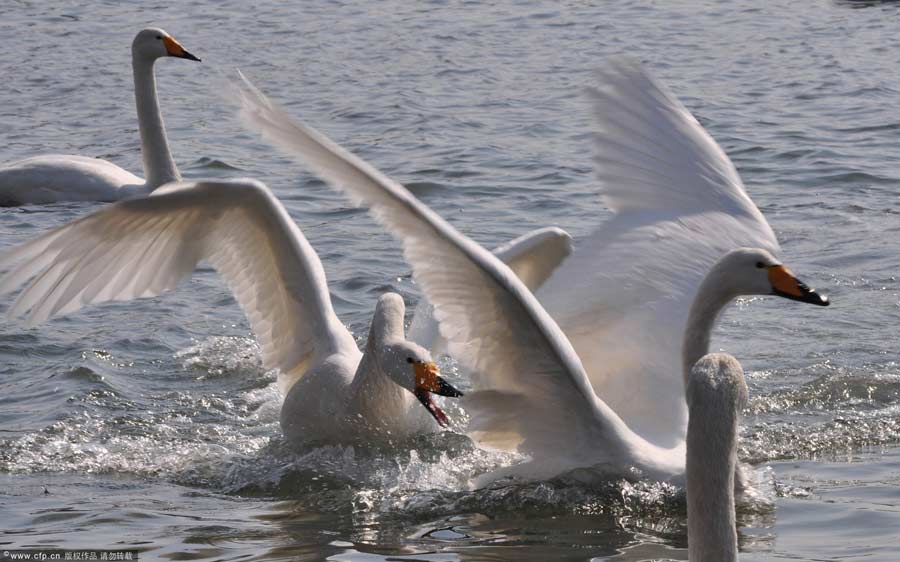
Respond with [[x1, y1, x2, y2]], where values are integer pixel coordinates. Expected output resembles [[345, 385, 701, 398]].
[[163, 36, 201, 62], [768, 265, 829, 306], [413, 361, 463, 427]]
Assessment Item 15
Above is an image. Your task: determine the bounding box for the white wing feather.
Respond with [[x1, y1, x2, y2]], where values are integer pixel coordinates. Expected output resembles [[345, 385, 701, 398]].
[[0, 179, 354, 380], [408, 226, 573, 353], [234, 77, 641, 465], [539, 59, 780, 447]]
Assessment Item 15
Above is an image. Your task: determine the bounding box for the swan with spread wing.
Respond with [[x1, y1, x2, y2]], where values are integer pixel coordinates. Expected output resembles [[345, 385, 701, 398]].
[[0, 178, 464, 445], [234, 63, 827, 561], [0, 28, 199, 205], [233, 62, 828, 485]]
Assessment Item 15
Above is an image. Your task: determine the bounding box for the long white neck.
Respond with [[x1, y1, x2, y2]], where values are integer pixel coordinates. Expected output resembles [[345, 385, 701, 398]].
[[371, 293, 406, 347], [682, 264, 740, 387], [686, 354, 744, 562], [349, 294, 412, 425], [132, 55, 180, 189]]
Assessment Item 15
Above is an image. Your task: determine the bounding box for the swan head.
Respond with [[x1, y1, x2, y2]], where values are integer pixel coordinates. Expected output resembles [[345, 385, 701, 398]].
[[716, 248, 829, 306], [379, 340, 463, 427], [687, 353, 748, 418], [371, 293, 463, 426], [132, 28, 201, 62]]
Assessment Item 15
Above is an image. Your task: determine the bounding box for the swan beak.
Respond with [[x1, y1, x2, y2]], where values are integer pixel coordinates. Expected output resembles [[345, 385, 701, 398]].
[[413, 361, 463, 427], [769, 265, 829, 306], [163, 36, 201, 62]]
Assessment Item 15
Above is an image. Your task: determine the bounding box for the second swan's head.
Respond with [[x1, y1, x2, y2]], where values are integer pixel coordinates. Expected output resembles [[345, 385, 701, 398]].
[[381, 341, 464, 427], [132, 28, 201, 62], [715, 248, 830, 306], [373, 293, 464, 427]]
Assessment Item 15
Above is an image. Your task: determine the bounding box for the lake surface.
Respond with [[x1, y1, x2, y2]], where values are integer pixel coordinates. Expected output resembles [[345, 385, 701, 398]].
[[2, 1, 900, 560]]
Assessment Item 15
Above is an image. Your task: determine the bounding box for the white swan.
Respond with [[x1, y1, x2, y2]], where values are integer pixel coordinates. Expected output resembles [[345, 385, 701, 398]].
[[0, 179, 463, 445], [0, 28, 200, 205], [231, 71, 828, 485]]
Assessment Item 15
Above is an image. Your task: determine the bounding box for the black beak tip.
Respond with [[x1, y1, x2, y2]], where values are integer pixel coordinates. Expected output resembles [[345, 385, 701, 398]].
[[180, 51, 201, 62], [804, 289, 830, 306], [436, 378, 464, 398], [773, 287, 830, 307]]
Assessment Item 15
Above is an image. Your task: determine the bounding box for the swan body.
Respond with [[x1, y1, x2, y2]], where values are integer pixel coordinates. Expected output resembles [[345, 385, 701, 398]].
[[232, 67, 828, 485], [0, 179, 462, 444], [0, 28, 200, 206]]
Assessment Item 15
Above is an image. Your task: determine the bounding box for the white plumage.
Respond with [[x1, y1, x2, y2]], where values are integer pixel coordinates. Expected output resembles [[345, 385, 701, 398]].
[[537, 60, 780, 447], [409, 226, 573, 354]]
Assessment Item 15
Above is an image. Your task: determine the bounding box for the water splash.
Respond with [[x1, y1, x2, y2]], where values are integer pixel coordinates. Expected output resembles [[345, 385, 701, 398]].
[[3, 335, 898, 529]]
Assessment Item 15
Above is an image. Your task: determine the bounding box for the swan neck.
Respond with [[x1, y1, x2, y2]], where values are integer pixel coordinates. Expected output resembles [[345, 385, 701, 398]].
[[686, 419, 739, 562], [347, 315, 412, 426], [682, 273, 735, 386], [371, 295, 406, 347], [686, 359, 743, 562], [133, 55, 180, 189]]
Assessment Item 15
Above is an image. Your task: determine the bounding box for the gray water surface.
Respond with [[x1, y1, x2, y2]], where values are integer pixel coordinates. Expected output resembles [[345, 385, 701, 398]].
[[2, 1, 900, 560]]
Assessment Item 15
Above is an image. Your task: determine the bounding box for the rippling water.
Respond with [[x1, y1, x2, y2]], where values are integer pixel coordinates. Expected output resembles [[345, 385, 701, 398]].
[[2, 1, 899, 560]]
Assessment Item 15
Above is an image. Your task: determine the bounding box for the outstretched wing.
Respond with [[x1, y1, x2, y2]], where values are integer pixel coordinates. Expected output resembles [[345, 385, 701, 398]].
[[0, 179, 355, 382], [538, 59, 780, 447], [234, 77, 644, 472], [408, 226, 573, 353]]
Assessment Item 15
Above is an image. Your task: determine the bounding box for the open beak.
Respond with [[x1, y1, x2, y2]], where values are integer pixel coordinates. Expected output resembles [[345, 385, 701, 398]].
[[413, 361, 463, 427], [163, 36, 201, 62], [769, 265, 829, 306]]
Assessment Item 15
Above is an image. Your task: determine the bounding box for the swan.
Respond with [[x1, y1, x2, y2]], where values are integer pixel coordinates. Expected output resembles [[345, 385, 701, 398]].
[[231, 71, 829, 485], [0, 179, 463, 445], [0, 28, 200, 206]]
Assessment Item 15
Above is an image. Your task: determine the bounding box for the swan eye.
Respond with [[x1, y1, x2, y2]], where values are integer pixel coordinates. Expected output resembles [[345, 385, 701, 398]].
[[156, 35, 162, 40], [755, 261, 765, 269], [406, 357, 414, 364]]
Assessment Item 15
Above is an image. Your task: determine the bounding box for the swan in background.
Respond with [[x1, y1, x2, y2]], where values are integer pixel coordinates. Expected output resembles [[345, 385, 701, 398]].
[[231, 71, 828, 484], [687, 354, 747, 562], [0, 179, 462, 444], [0, 28, 200, 206]]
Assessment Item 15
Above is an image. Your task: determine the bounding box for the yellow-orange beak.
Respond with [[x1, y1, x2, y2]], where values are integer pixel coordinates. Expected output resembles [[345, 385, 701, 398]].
[[162, 36, 201, 62], [412, 361, 463, 427], [768, 265, 829, 306]]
